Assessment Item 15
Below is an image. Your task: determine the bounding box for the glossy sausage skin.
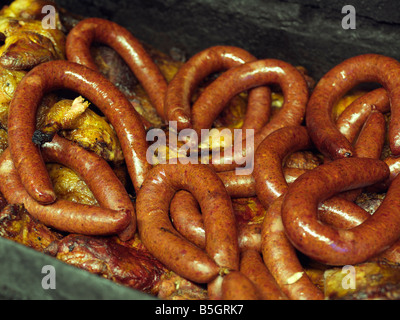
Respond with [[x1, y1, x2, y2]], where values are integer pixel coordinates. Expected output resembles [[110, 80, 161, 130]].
[[336, 87, 390, 144], [261, 196, 324, 300], [164, 45, 271, 131], [353, 110, 386, 159], [306, 54, 400, 159], [136, 164, 239, 283], [221, 271, 261, 300], [41, 134, 136, 240], [7, 60, 151, 203], [0, 149, 131, 236], [203, 59, 308, 172], [281, 157, 392, 265], [253, 126, 312, 209], [169, 190, 205, 249], [240, 249, 288, 300], [66, 17, 168, 120]]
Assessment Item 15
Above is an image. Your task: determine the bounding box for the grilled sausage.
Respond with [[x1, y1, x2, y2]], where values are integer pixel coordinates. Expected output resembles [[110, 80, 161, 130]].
[[306, 54, 400, 159], [335, 87, 390, 144], [221, 271, 261, 300], [136, 163, 239, 283], [164, 45, 271, 131], [0, 149, 131, 236], [7, 60, 151, 203], [261, 196, 324, 300], [253, 126, 312, 209], [240, 249, 288, 300], [281, 157, 392, 265], [200, 59, 308, 172], [353, 110, 386, 159], [41, 134, 136, 240], [66, 17, 168, 120]]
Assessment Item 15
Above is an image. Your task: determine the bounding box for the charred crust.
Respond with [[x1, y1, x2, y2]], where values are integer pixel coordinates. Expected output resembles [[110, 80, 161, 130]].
[[32, 129, 55, 145]]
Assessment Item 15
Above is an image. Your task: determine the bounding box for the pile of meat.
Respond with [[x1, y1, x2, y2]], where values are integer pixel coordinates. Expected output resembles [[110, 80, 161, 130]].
[[1, 0, 400, 300]]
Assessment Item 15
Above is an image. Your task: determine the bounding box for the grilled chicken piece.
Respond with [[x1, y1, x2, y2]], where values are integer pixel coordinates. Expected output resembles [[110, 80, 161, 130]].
[[0, 0, 65, 70], [324, 262, 400, 300], [52, 234, 168, 295], [46, 163, 98, 206], [38, 97, 124, 163], [0, 0, 62, 29], [0, 203, 63, 252]]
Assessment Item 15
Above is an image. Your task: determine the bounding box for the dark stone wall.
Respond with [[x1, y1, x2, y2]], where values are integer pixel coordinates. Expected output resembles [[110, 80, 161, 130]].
[[52, 0, 400, 79]]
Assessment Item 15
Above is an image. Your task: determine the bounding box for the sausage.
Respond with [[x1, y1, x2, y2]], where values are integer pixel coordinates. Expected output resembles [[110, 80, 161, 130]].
[[353, 110, 386, 159], [217, 170, 256, 198], [136, 163, 239, 283], [201, 59, 308, 172], [240, 249, 288, 300], [306, 54, 400, 159], [66, 17, 168, 120], [261, 196, 324, 300], [0, 149, 132, 236], [164, 45, 271, 131], [281, 157, 393, 265], [318, 196, 371, 229], [253, 126, 312, 209], [221, 271, 261, 300], [169, 190, 205, 249], [237, 223, 262, 253], [335, 88, 390, 144], [7, 60, 152, 203], [253, 125, 381, 227], [41, 134, 136, 240], [332, 110, 386, 201]]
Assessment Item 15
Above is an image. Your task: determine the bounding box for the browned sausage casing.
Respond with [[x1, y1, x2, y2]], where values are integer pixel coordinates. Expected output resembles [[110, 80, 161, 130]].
[[164, 45, 271, 131], [335, 87, 390, 144], [136, 163, 239, 283], [281, 157, 392, 265], [66, 17, 168, 120], [0, 149, 131, 236], [8, 60, 151, 203], [202, 59, 308, 172], [240, 249, 288, 300], [261, 196, 324, 300], [221, 271, 261, 300], [306, 54, 400, 159], [41, 134, 136, 240]]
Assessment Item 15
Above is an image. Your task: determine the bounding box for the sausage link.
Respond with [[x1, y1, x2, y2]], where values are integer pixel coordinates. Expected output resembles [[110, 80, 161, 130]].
[[306, 54, 400, 159], [0, 149, 131, 236], [333, 109, 386, 201], [318, 196, 370, 229], [353, 110, 386, 159], [336, 88, 390, 144], [164, 45, 271, 131], [217, 170, 256, 198], [221, 271, 261, 300], [261, 196, 324, 300], [253, 126, 312, 209], [66, 17, 168, 120], [281, 157, 392, 265], [41, 134, 136, 240], [169, 190, 205, 249], [253, 125, 380, 227], [8, 60, 152, 203], [240, 249, 288, 300], [203, 59, 308, 172], [136, 164, 239, 283]]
